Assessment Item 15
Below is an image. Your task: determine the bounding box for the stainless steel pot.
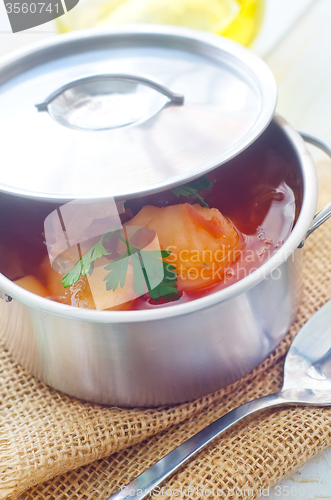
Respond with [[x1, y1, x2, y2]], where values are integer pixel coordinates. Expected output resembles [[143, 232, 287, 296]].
[[1, 114, 331, 407]]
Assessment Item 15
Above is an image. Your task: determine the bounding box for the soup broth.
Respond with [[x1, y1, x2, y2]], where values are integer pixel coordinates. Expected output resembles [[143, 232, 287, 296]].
[[0, 123, 303, 310]]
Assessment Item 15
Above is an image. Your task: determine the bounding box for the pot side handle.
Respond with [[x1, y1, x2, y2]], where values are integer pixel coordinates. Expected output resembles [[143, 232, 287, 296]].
[[0, 289, 12, 302], [298, 131, 331, 248]]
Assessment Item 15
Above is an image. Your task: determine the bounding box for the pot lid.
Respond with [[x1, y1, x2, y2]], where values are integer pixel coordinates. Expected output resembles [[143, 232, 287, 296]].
[[0, 25, 277, 201]]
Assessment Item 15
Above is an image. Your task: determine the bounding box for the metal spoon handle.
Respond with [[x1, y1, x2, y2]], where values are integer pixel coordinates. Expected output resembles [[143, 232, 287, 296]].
[[106, 392, 293, 500]]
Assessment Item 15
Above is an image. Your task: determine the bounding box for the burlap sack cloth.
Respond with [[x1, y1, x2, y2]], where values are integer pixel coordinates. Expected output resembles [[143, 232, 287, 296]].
[[1, 160, 331, 500]]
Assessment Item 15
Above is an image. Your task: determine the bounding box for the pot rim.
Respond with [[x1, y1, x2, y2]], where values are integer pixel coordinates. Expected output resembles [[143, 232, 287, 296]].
[[0, 114, 318, 323]]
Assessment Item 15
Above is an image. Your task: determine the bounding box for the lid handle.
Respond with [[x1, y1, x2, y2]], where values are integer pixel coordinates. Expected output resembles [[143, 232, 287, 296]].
[[35, 74, 185, 131]]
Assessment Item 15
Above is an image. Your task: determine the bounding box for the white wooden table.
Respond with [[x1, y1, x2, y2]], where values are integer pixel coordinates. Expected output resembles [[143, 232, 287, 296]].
[[1, 1, 331, 498]]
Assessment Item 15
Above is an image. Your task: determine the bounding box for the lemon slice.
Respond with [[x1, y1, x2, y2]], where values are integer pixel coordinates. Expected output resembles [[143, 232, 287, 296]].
[[97, 0, 241, 33]]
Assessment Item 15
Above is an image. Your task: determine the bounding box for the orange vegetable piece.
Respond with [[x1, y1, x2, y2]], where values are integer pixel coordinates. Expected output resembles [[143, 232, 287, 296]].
[[183, 203, 223, 238], [125, 203, 243, 291], [14, 275, 48, 298], [41, 254, 136, 310]]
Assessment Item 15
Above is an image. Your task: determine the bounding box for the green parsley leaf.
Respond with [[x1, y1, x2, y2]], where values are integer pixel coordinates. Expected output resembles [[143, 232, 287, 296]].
[[131, 254, 146, 297], [103, 253, 129, 292], [61, 234, 112, 288], [61, 231, 180, 303], [140, 250, 165, 290], [171, 175, 213, 207], [189, 176, 213, 191], [102, 247, 180, 301], [61, 260, 83, 288], [148, 262, 179, 300]]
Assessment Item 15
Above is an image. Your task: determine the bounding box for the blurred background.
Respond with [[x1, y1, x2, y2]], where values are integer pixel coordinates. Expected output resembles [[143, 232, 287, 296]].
[[0, 0, 315, 57], [53, 0, 265, 47]]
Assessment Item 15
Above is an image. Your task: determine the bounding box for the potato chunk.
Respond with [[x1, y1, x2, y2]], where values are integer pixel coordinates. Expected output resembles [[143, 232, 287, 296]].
[[125, 203, 243, 290], [41, 254, 136, 310], [14, 275, 48, 298]]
